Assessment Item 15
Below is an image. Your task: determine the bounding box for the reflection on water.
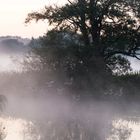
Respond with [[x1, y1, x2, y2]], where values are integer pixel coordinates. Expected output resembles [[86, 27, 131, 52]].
[[0, 117, 40, 140], [0, 116, 140, 140], [108, 118, 140, 140], [1, 94, 140, 140]]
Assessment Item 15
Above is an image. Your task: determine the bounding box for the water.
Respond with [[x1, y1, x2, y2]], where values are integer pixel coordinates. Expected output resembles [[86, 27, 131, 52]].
[[0, 116, 140, 140], [0, 94, 140, 140], [0, 117, 39, 140], [108, 119, 140, 140]]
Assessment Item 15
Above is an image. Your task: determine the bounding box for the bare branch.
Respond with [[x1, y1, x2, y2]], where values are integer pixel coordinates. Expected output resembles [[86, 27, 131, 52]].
[[67, 0, 73, 5]]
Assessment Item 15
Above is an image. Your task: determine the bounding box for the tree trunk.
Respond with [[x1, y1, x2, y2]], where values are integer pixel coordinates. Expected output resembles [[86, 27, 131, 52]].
[[89, 0, 101, 44], [78, 0, 90, 45]]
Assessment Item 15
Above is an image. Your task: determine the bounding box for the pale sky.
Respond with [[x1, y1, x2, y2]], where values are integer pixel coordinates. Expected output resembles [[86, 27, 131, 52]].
[[0, 0, 67, 38]]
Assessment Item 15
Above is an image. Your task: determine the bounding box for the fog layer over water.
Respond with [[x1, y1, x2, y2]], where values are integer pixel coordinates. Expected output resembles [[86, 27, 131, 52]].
[[2, 94, 118, 140], [0, 37, 140, 140], [1, 91, 140, 140]]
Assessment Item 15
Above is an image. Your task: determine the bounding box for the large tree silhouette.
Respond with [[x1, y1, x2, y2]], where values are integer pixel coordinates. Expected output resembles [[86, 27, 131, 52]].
[[25, 0, 140, 99], [26, 0, 140, 61]]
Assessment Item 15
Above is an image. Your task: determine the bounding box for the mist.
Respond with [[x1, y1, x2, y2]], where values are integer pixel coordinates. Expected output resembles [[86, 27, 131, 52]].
[[2, 86, 118, 140], [0, 36, 30, 72], [0, 71, 139, 140], [0, 0, 139, 138], [0, 36, 139, 140], [2, 81, 140, 140]]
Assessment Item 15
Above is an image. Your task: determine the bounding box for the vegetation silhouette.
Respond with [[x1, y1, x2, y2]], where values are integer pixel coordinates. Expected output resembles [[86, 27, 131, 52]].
[[26, 0, 140, 73], [25, 0, 140, 100]]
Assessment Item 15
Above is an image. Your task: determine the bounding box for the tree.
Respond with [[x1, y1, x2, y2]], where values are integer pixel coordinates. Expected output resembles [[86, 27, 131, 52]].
[[25, 0, 140, 99], [26, 0, 140, 62]]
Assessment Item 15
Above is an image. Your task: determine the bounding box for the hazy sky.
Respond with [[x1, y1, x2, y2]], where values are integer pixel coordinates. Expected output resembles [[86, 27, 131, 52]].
[[0, 0, 67, 38]]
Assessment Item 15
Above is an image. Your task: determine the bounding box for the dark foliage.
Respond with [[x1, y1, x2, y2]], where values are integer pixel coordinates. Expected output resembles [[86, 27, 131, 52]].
[[26, 0, 140, 69]]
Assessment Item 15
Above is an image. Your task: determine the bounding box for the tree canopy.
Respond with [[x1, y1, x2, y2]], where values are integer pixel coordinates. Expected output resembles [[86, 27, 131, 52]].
[[26, 0, 140, 103], [26, 0, 140, 61], [25, 0, 140, 97]]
